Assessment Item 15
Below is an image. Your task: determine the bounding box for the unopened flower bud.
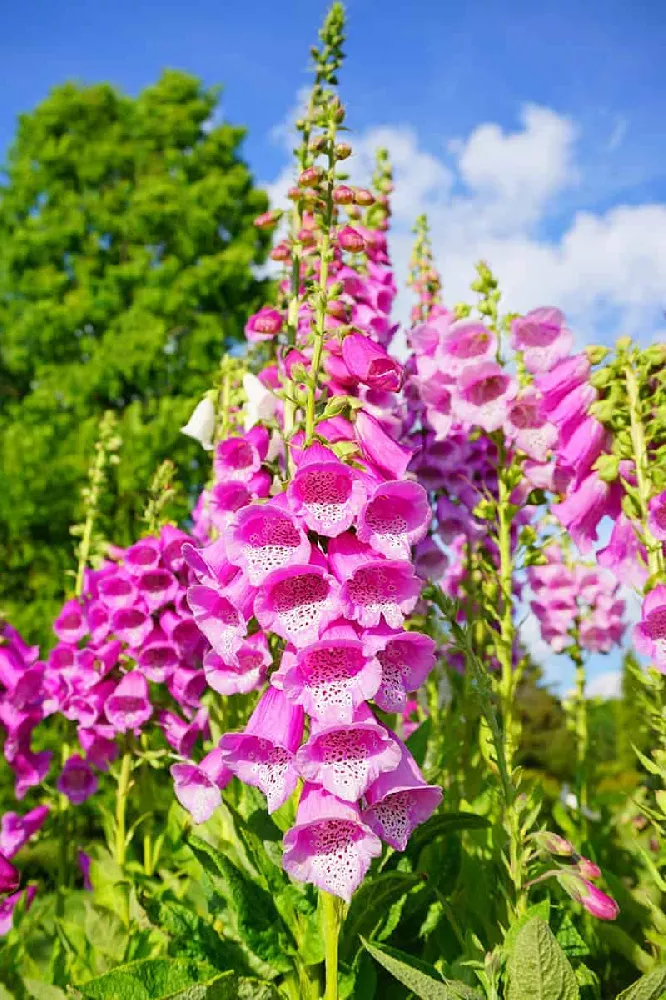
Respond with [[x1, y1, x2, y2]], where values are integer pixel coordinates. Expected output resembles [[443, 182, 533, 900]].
[[335, 141, 352, 160], [347, 206, 362, 220], [557, 871, 619, 921], [576, 856, 602, 880], [271, 242, 291, 262], [585, 345, 609, 365], [337, 226, 365, 253], [309, 136, 327, 154], [287, 186, 301, 201], [355, 188, 374, 206], [297, 227, 317, 247], [326, 300, 348, 320], [533, 831, 575, 856], [298, 166, 321, 187], [332, 185, 355, 205], [253, 210, 282, 229]]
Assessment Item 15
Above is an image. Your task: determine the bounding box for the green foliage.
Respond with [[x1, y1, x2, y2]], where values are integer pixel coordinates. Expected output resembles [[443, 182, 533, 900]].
[[0, 71, 271, 642], [71, 959, 274, 999], [505, 918, 579, 1000], [361, 938, 483, 999], [616, 967, 666, 1000]]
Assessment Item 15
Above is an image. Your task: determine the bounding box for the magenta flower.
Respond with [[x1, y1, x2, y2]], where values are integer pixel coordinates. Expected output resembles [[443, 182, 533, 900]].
[[214, 428, 269, 482], [0, 806, 49, 860], [182, 538, 236, 590], [438, 319, 496, 373], [53, 599, 88, 644], [282, 784, 382, 901], [598, 513, 647, 589], [227, 503, 311, 584], [295, 709, 400, 802], [414, 537, 449, 582], [123, 538, 162, 576], [254, 564, 340, 648], [57, 755, 98, 805], [341, 333, 404, 392], [556, 870, 619, 920], [511, 307, 573, 373], [79, 725, 119, 771], [13, 749, 53, 799], [187, 586, 247, 662], [329, 534, 421, 630], [357, 481, 431, 559], [78, 850, 93, 891], [171, 749, 232, 824], [279, 637, 381, 725], [219, 687, 304, 813], [361, 741, 442, 850], [97, 573, 139, 610], [245, 307, 284, 342], [355, 410, 413, 480], [648, 491, 666, 541], [0, 886, 36, 936], [0, 853, 19, 894], [505, 392, 558, 462], [105, 671, 153, 733], [203, 633, 271, 696], [138, 638, 179, 683], [535, 353, 591, 415], [135, 569, 178, 613], [110, 607, 153, 649], [634, 584, 666, 671], [558, 416, 608, 485], [452, 361, 516, 432], [555, 473, 622, 553], [287, 443, 367, 538], [363, 627, 437, 713]]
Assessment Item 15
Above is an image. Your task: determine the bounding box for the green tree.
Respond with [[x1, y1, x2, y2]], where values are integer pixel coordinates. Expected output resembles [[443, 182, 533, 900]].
[[0, 71, 271, 643]]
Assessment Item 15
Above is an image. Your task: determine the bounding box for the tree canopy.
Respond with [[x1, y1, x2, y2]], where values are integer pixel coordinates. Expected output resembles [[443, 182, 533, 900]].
[[0, 70, 271, 642]]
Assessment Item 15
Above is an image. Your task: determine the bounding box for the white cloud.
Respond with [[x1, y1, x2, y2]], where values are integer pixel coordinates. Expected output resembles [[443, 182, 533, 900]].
[[264, 101, 666, 344], [585, 670, 622, 699]]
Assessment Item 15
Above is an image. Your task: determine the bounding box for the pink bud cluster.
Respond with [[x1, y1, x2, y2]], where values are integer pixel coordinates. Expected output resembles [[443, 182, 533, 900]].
[[531, 830, 619, 921]]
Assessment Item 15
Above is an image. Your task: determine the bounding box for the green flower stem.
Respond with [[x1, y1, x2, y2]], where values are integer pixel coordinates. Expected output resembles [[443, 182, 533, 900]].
[[114, 750, 133, 869], [321, 891, 341, 1000], [571, 645, 589, 841], [625, 361, 664, 577]]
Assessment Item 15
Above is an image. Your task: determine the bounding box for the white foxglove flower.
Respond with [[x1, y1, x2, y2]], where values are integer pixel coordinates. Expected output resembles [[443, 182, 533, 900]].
[[181, 396, 216, 451], [243, 372, 279, 431]]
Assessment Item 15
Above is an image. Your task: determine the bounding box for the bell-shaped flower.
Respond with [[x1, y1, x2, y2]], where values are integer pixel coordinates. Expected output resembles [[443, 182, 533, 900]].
[[214, 427, 268, 483], [555, 473, 622, 553], [282, 784, 382, 901], [355, 410, 413, 480], [363, 627, 436, 713], [12, 749, 53, 799], [558, 416, 608, 485], [138, 633, 180, 683], [186, 586, 247, 663], [505, 392, 558, 462], [56, 755, 98, 805], [110, 607, 153, 649], [357, 481, 431, 559], [287, 444, 367, 538], [362, 741, 442, 850], [648, 490, 666, 541], [122, 538, 162, 576], [203, 633, 271, 696], [0, 806, 49, 860], [0, 886, 36, 935], [53, 599, 88, 644], [295, 706, 400, 802], [634, 584, 666, 671], [328, 534, 421, 630], [105, 671, 153, 733], [78, 725, 118, 771], [97, 573, 139, 611], [181, 395, 216, 450], [254, 564, 341, 649], [414, 537, 449, 582], [219, 687, 304, 814], [0, 853, 19, 894], [160, 709, 208, 759], [452, 361, 516, 433], [227, 502, 311, 584], [278, 634, 381, 725], [182, 538, 236, 590], [169, 667, 207, 709], [511, 307, 573, 373], [341, 333, 404, 392], [437, 319, 496, 373], [135, 568, 179, 613], [171, 748, 232, 825]]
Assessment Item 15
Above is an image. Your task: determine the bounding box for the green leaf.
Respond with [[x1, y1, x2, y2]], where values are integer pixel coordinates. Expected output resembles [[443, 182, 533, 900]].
[[140, 896, 252, 974], [74, 960, 229, 999], [555, 912, 590, 959], [617, 967, 666, 1000], [506, 918, 579, 1000], [406, 718, 432, 767], [24, 984, 68, 1000], [341, 872, 423, 960], [83, 903, 128, 962], [187, 834, 292, 977], [503, 901, 551, 957], [409, 812, 490, 849], [361, 938, 483, 999]]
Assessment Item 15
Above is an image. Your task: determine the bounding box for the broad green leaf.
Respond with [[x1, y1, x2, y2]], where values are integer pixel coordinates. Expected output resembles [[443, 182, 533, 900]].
[[506, 917, 579, 1000], [361, 938, 483, 999], [74, 960, 226, 999], [23, 984, 67, 1000], [83, 903, 128, 962], [187, 834, 292, 977], [503, 901, 551, 957], [141, 896, 251, 973], [555, 912, 590, 959], [341, 872, 423, 960], [617, 967, 666, 1000], [410, 812, 490, 849]]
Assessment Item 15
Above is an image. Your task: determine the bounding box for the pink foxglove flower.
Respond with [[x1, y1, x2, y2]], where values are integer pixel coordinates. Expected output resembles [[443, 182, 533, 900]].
[[355, 410, 413, 480], [287, 444, 367, 538], [556, 870, 618, 920], [214, 428, 268, 483], [362, 741, 442, 850], [556, 473, 622, 553], [171, 748, 232, 825], [363, 627, 436, 713], [105, 671, 153, 733], [648, 490, 666, 541], [634, 584, 666, 671], [453, 362, 517, 433], [438, 319, 496, 373], [511, 307, 573, 373], [0, 854, 19, 894], [186, 586, 247, 663], [0, 806, 49, 860], [57, 755, 98, 805], [295, 707, 400, 802], [123, 538, 162, 576], [282, 784, 382, 902], [535, 354, 590, 414], [136, 569, 179, 614], [53, 599, 88, 644], [227, 503, 311, 584], [219, 687, 304, 813], [505, 392, 558, 462], [357, 481, 431, 559], [341, 333, 404, 392], [278, 636, 381, 725], [0, 886, 36, 936], [203, 633, 271, 696], [329, 534, 421, 630], [254, 565, 341, 648]]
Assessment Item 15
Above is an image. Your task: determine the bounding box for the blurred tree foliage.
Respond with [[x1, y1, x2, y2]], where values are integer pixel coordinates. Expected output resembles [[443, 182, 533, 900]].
[[0, 71, 272, 643]]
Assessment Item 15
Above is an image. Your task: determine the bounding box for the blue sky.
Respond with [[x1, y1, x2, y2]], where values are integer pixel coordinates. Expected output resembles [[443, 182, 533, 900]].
[[3, 0, 665, 693]]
